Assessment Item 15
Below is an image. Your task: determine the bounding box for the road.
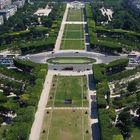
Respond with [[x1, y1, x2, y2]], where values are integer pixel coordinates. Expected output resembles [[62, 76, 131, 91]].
[[25, 50, 127, 65]]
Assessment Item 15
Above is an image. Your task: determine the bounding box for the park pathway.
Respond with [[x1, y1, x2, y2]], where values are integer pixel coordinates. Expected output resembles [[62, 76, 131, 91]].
[[29, 72, 53, 140], [64, 21, 87, 24], [87, 74, 100, 140], [46, 107, 89, 110], [54, 4, 69, 52]]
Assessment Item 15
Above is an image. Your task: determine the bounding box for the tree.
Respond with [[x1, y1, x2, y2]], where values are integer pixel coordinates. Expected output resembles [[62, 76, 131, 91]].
[[0, 93, 8, 103], [116, 111, 132, 138], [20, 94, 30, 107], [127, 81, 137, 92]]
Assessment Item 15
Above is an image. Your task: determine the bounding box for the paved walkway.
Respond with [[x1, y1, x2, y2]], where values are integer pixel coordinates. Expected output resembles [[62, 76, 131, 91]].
[[64, 21, 87, 24], [29, 71, 53, 140], [54, 4, 69, 52], [49, 70, 93, 76], [62, 38, 84, 40], [87, 74, 100, 140], [46, 107, 89, 110]]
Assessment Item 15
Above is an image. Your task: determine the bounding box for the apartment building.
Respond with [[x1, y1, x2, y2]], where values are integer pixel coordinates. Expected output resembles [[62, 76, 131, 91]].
[[13, 0, 25, 8], [0, 15, 3, 24], [0, 0, 11, 9]]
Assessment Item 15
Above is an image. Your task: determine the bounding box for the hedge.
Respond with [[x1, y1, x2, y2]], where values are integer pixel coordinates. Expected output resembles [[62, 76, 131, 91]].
[[98, 109, 121, 140], [93, 64, 106, 83], [93, 62, 123, 140], [106, 59, 129, 75], [107, 66, 140, 81]]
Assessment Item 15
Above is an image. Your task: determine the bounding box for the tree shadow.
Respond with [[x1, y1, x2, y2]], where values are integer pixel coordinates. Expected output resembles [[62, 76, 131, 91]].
[[87, 74, 96, 90], [91, 122, 100, 140]]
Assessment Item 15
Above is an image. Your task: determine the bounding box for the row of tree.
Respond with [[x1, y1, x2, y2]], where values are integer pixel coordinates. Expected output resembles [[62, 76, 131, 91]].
[[0, 59, 48, 139]]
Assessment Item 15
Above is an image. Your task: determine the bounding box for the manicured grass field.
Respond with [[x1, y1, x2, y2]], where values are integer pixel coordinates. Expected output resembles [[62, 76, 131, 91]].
[[47, 76, 88, 107], [65, 24, 83, 31], [61, 39, 85, 50], [63, 24, 84, 39], [40, 110, 90, 140], [67, 8, 83, 21], [63, 31, 84, 39], [47, 57, 96, 64], [61, 8, 85, 50]]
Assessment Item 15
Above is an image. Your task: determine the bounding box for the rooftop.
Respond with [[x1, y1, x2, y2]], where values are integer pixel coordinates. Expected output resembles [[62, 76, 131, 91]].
[[34, 5, 52, 16]]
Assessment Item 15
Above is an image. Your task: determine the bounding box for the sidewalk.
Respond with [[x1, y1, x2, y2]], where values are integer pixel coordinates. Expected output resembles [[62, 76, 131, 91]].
[[29, 71, 53, 140], [54, 4, 69, 51], [87, 74, 100, 140]]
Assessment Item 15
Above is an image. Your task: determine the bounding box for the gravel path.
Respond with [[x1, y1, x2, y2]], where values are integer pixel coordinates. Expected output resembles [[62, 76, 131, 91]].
[[46, 107, 89, 110], [29, 71, 53, 140], [54, 4, 69, 52]]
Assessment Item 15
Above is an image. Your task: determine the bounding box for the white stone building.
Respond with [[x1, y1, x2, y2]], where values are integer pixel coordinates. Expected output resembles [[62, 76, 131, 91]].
[[0, 0, 4, 9], [0, 9, 10, 20], [34, 5, 52, 16], [13, 0, 25, 8], [7, 4, 17, 16], [69, 1, 85, 9], [0, 0, 11, 9], [5, 0, 12, 6], [0, 15, 3, 24], [128, 51, 140, 67]]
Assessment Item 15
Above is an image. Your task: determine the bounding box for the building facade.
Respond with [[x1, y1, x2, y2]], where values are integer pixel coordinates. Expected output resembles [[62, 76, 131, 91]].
[[13, 0, 25, 8], [7, 4, 17, 16], [0, 0, 24, 25], [0, 15, 3, 24], [0, 0, 11, 9], [0, 9, 10, 20]]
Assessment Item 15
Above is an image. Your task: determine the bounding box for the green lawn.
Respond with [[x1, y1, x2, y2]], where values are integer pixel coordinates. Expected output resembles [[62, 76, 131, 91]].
[[63, 24, 84, 39], [40, 110, 90, 140], [129, 127, 140, 140], [67, 8, 83, 21], [65, 24, 83, 31], [47, 57, 96, 64], [47, 76, 88, 107], [63, 31, 84, 39], [61, 39, 85, 50], [61, 9, 85, 50]]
